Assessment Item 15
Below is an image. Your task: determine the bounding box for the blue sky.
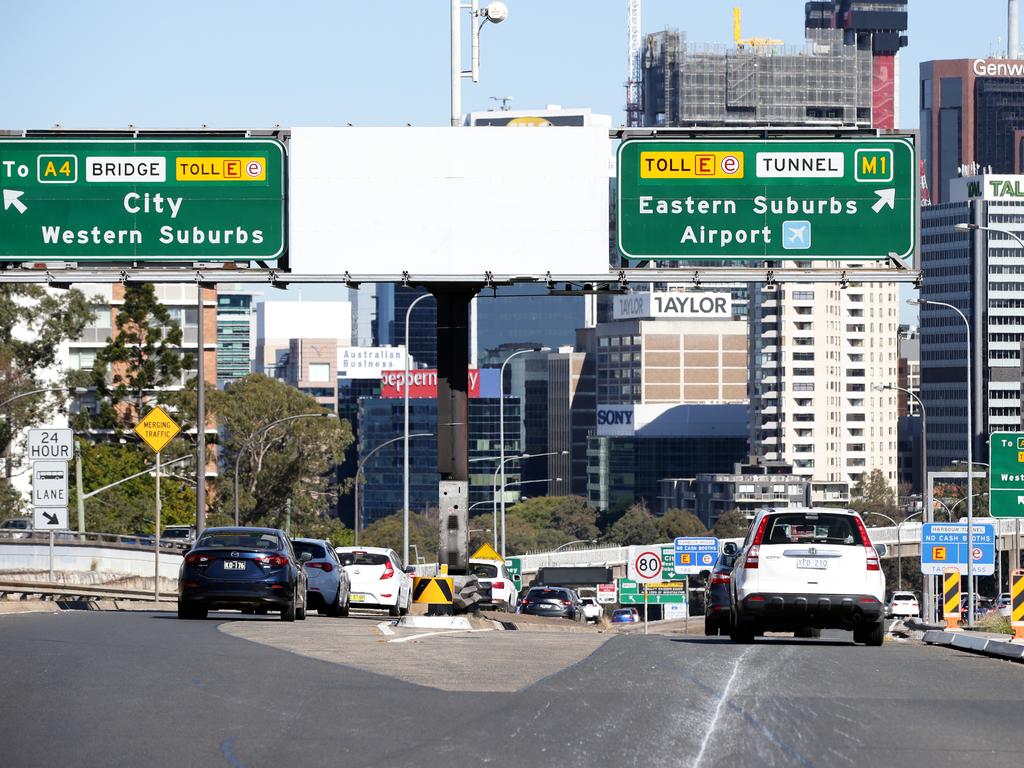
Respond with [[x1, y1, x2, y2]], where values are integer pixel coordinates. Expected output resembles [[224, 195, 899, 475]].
[[3, 1, 1002, 316]]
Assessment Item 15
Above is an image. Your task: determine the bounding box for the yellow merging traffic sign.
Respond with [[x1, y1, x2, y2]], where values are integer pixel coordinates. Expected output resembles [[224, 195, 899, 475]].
[[134, 405, 181, 453]]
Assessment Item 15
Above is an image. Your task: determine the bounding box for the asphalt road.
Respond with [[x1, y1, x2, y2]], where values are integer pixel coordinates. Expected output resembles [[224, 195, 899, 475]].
[[1, 611, 1022, 768]]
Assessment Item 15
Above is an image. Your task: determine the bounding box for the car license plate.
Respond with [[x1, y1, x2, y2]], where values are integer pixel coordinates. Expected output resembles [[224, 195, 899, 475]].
[[797, 558, 828, 570], [350, 594, 365, 602], [223, 560, 245, 571]]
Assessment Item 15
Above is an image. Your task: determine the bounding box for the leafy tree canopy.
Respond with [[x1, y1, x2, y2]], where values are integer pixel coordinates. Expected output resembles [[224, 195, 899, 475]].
[[660, 508, 709, 539], [604, 500, 661, 546], [713, 508, 751, 539]]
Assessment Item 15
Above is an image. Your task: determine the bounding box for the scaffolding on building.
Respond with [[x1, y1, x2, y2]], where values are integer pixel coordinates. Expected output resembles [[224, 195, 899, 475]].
[[643, 28, 872, 128]]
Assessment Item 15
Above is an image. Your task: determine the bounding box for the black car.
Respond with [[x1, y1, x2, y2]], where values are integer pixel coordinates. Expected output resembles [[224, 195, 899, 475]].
[[704, 546, 737, 636], [177, 527, 308, 621], [520, 586, 584, 621]]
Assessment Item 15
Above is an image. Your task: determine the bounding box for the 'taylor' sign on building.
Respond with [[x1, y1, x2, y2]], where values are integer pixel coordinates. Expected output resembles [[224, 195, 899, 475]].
[[612, 291, 732, 321], [952, 174, 1024, 202]]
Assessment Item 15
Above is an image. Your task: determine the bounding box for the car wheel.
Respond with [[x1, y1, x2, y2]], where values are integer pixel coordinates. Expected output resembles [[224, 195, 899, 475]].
[[704, 617, 719, 636], [338, 598, 350, 618], [729, 617, 755, 644], [855, 621, 884, 647], [325, 589, 341, 618], [281, 597, 297, 622], [297, 600, 307, 621], [177, 602, 202, 620], [388, 604, 401, 617]]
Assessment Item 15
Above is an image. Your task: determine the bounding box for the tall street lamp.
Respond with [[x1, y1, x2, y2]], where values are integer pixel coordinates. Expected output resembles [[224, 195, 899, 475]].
[[875, 382, 928, 517], [0, 386, 91, 410], [403, 292, 434, 566], [233, 412, 334, 526], [499, 347, 548, 558], [490, 449, 566, 554], [909, 296, 977, 625], [355, 432, 432, 547], [450, 1, 509, 126]]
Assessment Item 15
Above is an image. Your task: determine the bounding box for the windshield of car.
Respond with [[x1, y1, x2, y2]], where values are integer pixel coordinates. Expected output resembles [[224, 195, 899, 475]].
[[762, 513, 864, 546], [292, 541, 327, 560], [350, 552, 389, 566], [469, 562, 499, 578], [162, 529, 189, 539], [612, 609, 631, 617], [195, 531, 282, 550]]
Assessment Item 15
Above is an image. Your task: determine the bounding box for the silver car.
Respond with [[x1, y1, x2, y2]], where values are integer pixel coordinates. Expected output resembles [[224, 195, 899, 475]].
[[291, 538, 351, 617]]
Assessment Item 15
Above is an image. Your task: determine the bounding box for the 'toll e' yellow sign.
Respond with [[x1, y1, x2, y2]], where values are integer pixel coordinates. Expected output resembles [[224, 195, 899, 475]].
[[639, 151, 744, 179], [134, 405, 181, 453], [175, 157, 267, 181]]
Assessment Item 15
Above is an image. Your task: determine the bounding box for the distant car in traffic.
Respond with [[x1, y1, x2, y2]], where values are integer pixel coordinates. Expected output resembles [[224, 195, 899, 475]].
[[292, 538, 351, 617], [177, 526, 309, 621], [0, 518, 32, 539], [994, 593, 1012, 618], [520, 586, 585, 621], [336, 546, 413, 617], [578, 596, 603, 623], [729, 507, 886, 646], [468, 558, 519, 612], [704, 545, 737, 636], [886, 591, 920, 620], [611, 608, 640, 624], [161, 525, 196, 547]]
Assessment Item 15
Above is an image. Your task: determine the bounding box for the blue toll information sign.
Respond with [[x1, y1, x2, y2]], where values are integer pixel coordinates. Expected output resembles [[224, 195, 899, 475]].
[[673, 536, 720, 575], [921, 522, 996, 576]]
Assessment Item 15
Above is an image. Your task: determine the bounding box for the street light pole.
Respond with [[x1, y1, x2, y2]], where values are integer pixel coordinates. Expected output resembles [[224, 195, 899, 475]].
[[911, 297, 976, 625], [355, 432, 432, 548], [450, 1, 509, 127], [865, 511, 902, 590], [403, 293, 433, 567], [233, 412, 334, 526], [489, 448, 564, 554]]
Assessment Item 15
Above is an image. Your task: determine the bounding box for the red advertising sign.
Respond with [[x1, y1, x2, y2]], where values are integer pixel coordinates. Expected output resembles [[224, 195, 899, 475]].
[[380, 369, 481, 399]]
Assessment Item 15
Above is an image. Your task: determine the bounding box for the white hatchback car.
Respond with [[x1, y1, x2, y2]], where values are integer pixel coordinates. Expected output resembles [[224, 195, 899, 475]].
[[730, 507, 886, 646], [336, 546, 413, 617], [886, 591, 920, 619]]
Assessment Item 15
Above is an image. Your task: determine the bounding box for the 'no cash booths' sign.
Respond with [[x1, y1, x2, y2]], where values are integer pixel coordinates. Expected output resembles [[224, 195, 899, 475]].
[[616, 137, 915, 261]]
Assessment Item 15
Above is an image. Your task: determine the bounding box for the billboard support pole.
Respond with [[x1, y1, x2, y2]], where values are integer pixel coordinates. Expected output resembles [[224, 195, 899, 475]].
[[431, 283, 480, 574], [196, 285, 207, 535]]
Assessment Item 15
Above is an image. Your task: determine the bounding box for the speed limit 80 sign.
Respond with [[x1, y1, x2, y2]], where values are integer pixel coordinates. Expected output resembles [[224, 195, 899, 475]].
[[628, 547, 663, 582]]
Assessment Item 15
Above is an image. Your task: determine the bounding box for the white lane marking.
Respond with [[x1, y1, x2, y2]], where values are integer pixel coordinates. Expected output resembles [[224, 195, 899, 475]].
[[376, 621, 395, 636], [388, 628, 493, 644], [692, 646, 754, 768]]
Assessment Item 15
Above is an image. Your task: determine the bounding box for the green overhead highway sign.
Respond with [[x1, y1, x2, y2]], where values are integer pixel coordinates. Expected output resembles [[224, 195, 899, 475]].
[[616, 137, 916, 261], [0, 138, 285, 262], [990, 431, 1024, 517]]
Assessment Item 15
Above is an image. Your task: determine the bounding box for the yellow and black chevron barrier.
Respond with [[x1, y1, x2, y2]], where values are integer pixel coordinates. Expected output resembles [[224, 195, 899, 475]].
[[413, 576, 454, 605], [1011, 568, 1024, 641], [943, 568, 961, 630]]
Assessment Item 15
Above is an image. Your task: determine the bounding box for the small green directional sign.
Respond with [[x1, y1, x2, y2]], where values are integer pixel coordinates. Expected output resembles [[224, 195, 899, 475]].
[[990, 431, 1024, 518], [616, 137, 916, 261], [0, 138, 285, 262]]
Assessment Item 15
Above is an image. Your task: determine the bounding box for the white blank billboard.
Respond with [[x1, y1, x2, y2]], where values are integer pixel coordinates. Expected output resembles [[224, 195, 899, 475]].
[[288, 127, 610, 278]]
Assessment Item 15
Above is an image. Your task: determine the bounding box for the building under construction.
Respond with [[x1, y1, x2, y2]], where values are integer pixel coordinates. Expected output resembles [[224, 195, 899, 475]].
[[641, 1, 908, 129]]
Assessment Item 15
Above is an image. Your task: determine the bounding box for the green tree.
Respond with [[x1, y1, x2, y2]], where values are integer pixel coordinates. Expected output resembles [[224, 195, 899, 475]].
[[0, 285, 94, 508], [851, 468, 899, 523], [90, 283, 193, 428], [659, 508, 709, 539], [361, 510, 438, 562], [502, 496, 600, 555], [604, 500, 661, 545], [209, 374, 353, 526], [713, 508, 751, 539]]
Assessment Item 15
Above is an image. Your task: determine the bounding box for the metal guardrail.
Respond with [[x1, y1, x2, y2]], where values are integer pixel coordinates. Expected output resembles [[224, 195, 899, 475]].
[[0, 580, 177, 602], [0, 530, 189, 554]]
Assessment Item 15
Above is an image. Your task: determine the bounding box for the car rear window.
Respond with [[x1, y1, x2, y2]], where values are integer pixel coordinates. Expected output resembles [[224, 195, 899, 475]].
[[350, 552, 389, 566], [893, 595, 915, 601], [612, 609, 631, 617], [528, 588, 568, 599], [196, 531, 281, 550], [292, 541, 327, 560], [761, 513, 864, 546], [470, 563, 498, 578]]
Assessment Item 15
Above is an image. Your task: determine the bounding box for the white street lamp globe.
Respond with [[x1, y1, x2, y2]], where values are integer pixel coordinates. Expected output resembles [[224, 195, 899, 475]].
[[485, 2, 509, 23]]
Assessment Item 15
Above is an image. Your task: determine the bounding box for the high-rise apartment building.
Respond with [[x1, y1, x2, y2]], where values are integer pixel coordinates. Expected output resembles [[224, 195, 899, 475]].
[[919, 174, 1024, 470], [748, 278, 900, 502], [216, 290, 255, 388]]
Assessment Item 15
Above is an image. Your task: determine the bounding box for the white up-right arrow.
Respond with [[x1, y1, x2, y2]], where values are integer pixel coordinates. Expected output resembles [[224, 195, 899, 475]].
[[871, 188, 895, 213], [2, 189, 27, 214]]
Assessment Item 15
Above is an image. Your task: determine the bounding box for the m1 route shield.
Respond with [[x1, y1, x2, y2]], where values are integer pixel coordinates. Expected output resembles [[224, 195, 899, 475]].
[[616, 137, 915, 261], [0, 138, 285, 261]]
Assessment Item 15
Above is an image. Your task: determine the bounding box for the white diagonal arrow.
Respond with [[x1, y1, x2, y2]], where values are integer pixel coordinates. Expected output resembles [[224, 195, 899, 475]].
[[871, 188, 895, 213], [3, 189, 27, 214]]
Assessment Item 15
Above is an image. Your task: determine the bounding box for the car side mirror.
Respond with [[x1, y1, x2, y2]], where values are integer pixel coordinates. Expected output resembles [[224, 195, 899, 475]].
[[299, 551, 313, 563], [875, 544, 887, 558], [722, 542, 738, 556], [403, 566, 416, 574]]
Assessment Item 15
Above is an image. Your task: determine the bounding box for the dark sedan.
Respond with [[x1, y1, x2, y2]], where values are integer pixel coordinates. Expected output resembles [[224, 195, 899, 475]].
[[177, 527, 308, 621], [704, 549, 736, 636], [520, 586, 584, 621]]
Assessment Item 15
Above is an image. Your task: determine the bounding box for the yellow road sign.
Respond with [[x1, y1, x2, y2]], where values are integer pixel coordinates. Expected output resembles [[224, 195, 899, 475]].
[[470, 543, 502, 562], [932, 546, 946, 561], [1011, 569, 1024, 625], [412, 576, 454, 605], [943, 569, 961, 619], [134, 405, 180, 453]]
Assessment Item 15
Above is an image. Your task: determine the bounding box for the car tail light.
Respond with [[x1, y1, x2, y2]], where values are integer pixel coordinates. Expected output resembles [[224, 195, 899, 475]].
[[380, 560, 395, 580], [306, 561, 334, 572], [491, 580, 504, 590], [710, 573, 731, 585], [257, 555, 289, 567], [853, 516, 881, 571], [561, 600, 572, 606], [744, 515, 770, 569], [185, 553, 211, 566], [380, 593, 393, 598]]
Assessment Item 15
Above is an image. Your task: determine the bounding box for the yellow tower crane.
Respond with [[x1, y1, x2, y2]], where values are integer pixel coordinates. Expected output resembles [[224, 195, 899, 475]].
[[733, 6, 783, 49]]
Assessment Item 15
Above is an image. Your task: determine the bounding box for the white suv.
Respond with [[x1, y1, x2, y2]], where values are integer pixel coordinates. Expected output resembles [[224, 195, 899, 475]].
[[336, 546, 413, 617], [468, 558, 519, 611], [729, 507, 886, 646], [886, 591, 920, 619]]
